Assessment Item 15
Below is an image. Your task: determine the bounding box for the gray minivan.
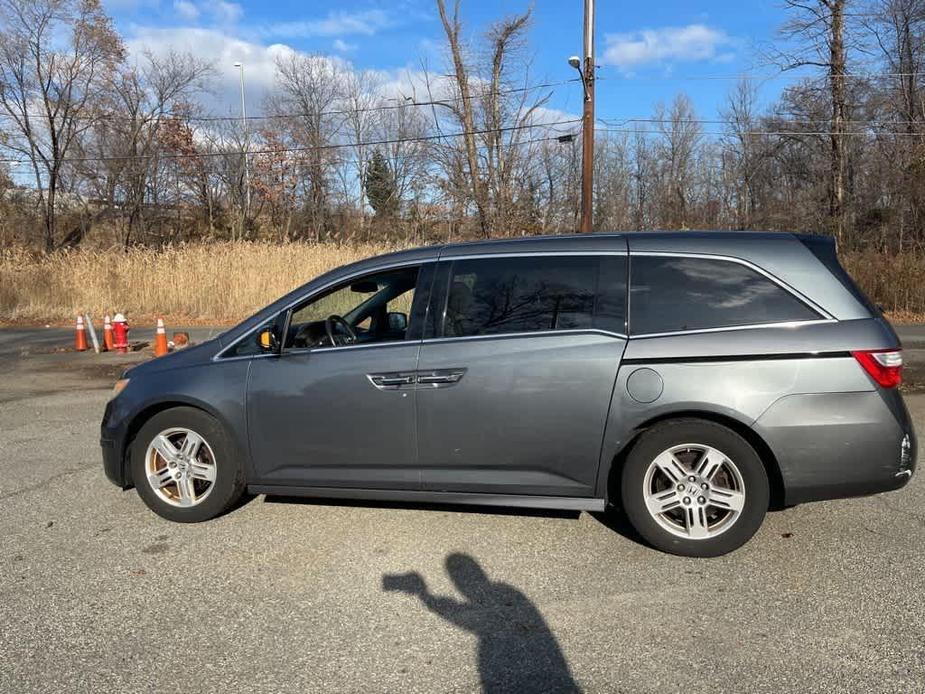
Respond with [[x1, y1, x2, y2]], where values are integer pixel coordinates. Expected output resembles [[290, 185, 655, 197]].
[[101, 232, 917, 556]]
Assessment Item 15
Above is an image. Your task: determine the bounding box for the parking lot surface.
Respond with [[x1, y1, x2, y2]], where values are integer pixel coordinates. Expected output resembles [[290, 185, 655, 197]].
[[1, 327, 923, 693]]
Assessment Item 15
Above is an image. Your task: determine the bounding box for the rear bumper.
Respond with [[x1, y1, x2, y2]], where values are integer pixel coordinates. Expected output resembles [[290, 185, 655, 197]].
[[754, 391, 916, 505]]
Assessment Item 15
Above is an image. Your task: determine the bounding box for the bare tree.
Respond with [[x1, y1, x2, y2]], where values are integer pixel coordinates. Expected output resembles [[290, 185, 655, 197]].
[[78, 51, 212, 247], [269, 53, 345, 241], [721, 78, 762, 229], [436, 0, 490, 236], [778, 0, 852, 244], [653, 94, 702, 229], [862, 0, 925, 249], [0, 0, 123, 251]]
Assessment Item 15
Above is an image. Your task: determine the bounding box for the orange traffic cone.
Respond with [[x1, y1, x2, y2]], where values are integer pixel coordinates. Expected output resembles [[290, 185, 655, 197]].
[[154, 317, 169, 357], [102, 314, 113, 352], [75, 315, 88, 352]]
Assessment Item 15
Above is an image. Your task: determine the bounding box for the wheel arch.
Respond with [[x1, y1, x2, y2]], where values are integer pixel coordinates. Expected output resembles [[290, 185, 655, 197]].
[[120, 398, 231, 488], [604, 410, 786, 511]]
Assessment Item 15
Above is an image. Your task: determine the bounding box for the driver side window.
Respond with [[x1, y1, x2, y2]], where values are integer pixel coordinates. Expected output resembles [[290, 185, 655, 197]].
[[285, 266, 420, 350]]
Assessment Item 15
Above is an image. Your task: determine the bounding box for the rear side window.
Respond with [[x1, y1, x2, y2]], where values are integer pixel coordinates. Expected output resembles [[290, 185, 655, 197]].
[[442, 255, 626, 337], [630, 255, 821, 335]]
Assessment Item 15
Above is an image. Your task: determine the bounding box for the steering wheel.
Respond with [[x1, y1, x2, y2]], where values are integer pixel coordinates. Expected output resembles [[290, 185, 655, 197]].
[[325, 314, 357, 346]]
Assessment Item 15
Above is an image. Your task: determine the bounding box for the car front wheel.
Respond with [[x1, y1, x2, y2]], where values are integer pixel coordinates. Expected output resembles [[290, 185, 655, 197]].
[[621, 419, 769, 557], [131, 406, 245, 522]]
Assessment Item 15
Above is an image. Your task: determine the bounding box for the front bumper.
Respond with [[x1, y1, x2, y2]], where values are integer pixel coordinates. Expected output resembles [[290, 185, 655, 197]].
[[100, 398, 132, 488], [100, 436, 125, 487]]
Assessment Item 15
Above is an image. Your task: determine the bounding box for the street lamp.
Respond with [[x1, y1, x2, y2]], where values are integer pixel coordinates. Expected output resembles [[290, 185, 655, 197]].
[[568, 55, 589, 101], [233, 61, 250, 227]]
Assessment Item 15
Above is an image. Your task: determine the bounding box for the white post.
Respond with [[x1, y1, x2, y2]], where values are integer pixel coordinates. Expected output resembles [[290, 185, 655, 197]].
[[235, 62, 250, 231], [84, 313, 100, 354]]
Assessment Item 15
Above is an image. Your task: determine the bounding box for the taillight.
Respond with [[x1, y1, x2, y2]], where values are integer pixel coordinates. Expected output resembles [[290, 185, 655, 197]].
[[851, 349, 903, 388]]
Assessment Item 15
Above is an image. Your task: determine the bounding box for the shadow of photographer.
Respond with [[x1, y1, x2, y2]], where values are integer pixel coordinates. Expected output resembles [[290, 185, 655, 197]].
[[383, 553, 581, 693]]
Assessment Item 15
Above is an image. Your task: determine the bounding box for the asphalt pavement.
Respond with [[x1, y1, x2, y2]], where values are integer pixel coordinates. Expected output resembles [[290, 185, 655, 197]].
[[0, 326, 923, 693]]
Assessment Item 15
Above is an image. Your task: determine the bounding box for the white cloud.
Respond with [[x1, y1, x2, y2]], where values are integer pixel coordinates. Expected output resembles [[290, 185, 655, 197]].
[[602, 24, 732, 70], [212, 1, 242, 24], [125, 27, 296, 113], [173, 0, 199, 21], [261, 9, 393, 39], [332, 39, 357, 53]]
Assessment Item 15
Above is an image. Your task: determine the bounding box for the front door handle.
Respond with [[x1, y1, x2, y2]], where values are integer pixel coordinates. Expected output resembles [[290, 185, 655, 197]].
[[416, 369, 466, 386], [367, 373, 415, 390]]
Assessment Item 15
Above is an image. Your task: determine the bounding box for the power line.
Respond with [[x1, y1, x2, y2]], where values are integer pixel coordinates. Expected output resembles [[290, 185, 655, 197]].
[[179, 78, 580, 123], [598, 67, 925, 82], [599, 116, 925, 129], [0, 78, 580, 125], [142, 132, 583, 174], [596, 126, 925, 137], [0, 119, 581, 165]]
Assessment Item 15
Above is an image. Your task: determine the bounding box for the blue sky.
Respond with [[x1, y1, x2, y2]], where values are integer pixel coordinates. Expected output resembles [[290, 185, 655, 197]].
[[102, 0, 810, 128]]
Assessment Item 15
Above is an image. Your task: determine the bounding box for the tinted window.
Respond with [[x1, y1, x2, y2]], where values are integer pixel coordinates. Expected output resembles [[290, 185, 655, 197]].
[[442, 255, 626, 337], [630, 256, 820, 334]]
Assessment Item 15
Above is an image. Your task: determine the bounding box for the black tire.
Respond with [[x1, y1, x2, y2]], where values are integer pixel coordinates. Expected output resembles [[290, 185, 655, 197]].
[[130, 406, 246, 522], [620, 419, 769, 557]]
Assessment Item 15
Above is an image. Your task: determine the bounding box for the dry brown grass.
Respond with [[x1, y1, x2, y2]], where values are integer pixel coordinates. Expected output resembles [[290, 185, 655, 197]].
[[0, 242, 398, 324], [1, 243, 924, 324]]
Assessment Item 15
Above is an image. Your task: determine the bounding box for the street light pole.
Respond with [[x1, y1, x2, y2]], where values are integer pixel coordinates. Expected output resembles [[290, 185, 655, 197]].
[[580, 0, 595, 233], [233, 62, 250, 231]]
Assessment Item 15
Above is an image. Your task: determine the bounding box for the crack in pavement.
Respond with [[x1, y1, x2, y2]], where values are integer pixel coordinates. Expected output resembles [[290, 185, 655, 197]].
[[0, 464, 99, 502]]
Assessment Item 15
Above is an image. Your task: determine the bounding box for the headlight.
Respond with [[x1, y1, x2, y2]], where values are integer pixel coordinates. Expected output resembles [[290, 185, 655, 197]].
[[111, 378, 130, 400]]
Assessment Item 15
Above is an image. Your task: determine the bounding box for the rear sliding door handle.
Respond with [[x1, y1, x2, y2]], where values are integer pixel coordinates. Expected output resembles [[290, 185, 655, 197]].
[[416, 369, 466, 386]]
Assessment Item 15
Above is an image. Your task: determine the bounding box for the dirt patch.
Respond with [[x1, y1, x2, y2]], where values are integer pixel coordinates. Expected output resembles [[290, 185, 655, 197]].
[[22, 341, 150, 357], [43, 358, 147, 383], [0, 349, 152, 402]]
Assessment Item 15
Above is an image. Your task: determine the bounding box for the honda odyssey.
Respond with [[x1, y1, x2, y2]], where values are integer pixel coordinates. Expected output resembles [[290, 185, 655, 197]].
[[101, 232, 917, 556]]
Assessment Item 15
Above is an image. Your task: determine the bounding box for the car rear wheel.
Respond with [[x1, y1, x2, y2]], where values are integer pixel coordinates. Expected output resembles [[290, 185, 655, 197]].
[[621, 419, 769, 557], [131, 407, 245, 522]]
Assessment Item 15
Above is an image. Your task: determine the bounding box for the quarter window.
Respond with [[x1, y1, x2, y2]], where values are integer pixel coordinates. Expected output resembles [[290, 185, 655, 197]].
[[442, 255, 626, 337], [630, 255, 821, 334]]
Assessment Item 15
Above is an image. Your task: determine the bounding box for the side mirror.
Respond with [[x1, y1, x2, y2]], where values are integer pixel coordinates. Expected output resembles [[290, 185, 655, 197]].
[[257, 328, 279, 353], [387, 312, 408, 332]]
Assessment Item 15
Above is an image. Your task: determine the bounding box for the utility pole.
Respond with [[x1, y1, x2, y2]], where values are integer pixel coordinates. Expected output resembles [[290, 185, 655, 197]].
[[233, 62, 250, 235], [571, 0, 595, 233]]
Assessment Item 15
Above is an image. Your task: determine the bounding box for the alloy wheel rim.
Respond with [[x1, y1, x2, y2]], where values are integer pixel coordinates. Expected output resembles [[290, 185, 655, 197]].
[[642, 443, 746, 540], [144, 427, 217, 508]]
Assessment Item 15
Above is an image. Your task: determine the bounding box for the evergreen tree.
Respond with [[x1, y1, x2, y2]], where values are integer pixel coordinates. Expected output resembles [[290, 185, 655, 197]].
[[364, 149, 398, 218]]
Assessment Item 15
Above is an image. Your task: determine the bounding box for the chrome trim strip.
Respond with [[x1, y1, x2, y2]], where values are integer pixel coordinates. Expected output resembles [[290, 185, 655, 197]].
[[213, 258, 435, 361], [630, 318, 836, 340], [421, 328, 628, 345], [211, 352, 279, 364]]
